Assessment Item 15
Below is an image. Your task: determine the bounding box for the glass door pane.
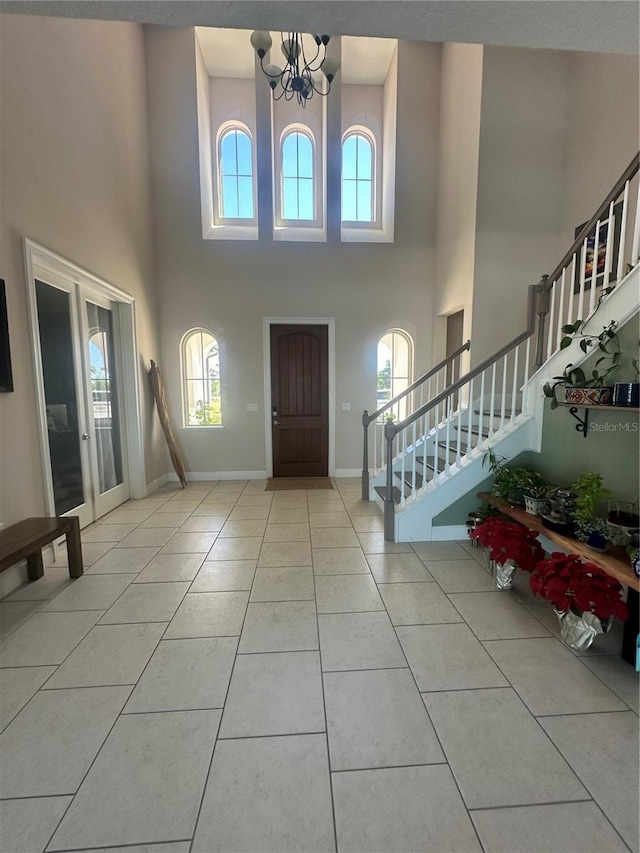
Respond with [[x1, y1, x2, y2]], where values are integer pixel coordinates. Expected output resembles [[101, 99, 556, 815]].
[[35, 280, 87, 516], [85, 301, 124, 496]]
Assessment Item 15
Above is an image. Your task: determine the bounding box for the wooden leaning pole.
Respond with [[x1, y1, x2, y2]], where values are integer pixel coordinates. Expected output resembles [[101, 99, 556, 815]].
[[148, 359, 188, 488]]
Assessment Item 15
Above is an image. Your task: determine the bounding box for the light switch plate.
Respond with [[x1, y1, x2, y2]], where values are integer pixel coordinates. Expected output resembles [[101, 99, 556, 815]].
[[246, 403, 259, 412], [342, 402, 351, 411]]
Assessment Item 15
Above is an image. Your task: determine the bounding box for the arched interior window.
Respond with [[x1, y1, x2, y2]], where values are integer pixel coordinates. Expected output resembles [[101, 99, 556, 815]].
[[182, 329, 222, 426], [281, 130, 314, 220], [342, 131, 374, 222], [377, 329, 413, 421], [219, 127, 254, 219]]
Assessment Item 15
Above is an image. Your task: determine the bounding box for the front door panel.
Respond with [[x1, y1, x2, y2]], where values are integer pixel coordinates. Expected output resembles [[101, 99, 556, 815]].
[[271, 324, 328, 477]]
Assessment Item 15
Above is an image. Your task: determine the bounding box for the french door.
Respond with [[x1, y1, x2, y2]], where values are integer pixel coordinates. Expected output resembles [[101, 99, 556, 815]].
[[32, 276, 129, 528]]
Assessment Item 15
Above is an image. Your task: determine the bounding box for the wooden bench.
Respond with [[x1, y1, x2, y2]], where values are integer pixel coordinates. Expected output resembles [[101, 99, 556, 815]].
[[0, 517, 83, 581]]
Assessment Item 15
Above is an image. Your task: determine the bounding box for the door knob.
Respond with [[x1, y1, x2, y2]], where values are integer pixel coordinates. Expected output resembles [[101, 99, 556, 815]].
[[273, 420, 280, 425], [81, 433, 90, 440]]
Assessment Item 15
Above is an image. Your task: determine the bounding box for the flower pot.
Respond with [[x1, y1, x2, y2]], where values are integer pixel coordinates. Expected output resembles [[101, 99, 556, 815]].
[[586, 531, 608, 552], [524, 495, 547, 516], [555, 608, 612, 651], [563, 386, 613, 406], [491, 558, 516, 590], [632, 552, 640, 579], [608, 510, 640, 529], [612, 382, 639, 408], [506, 488, 525, 506]]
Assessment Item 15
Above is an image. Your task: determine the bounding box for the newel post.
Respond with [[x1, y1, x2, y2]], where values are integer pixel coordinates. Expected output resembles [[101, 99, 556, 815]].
[[384, 419, 397, 541], [361, 410, 370, 501], [534, 275, 551, 370]]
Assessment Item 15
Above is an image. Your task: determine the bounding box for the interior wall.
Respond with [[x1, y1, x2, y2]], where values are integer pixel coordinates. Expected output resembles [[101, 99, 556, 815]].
[[0, 13, 164, 527], [433, 42, 483, 365], [561, 52, 640, 253], [145, 27, 440, 476], [471, 46, 572, 365]]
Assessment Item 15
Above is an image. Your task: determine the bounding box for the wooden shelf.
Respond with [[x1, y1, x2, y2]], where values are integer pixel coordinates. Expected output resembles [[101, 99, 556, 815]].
[[478, 492, 639, 592]]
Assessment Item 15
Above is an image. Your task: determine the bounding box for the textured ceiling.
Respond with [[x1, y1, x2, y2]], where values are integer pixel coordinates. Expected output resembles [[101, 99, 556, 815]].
[[1, 1, 638, 55]]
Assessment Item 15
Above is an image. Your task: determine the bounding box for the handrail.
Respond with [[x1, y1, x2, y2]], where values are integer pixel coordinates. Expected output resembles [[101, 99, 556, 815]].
[[364, 339, 471, 426], [545, 152, 639, 289], [361, 338, 471, 499], [391, 280, 545, 435]]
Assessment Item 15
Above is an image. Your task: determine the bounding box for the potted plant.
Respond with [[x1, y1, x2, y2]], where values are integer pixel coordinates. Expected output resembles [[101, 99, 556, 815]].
[[530, 552, 628, 650], [482, 451, 510, 498], [523, 482, 556, 516], [570, 472, 612, 550], [471, 516, 544, 589], [543, 316, 621, 408], [613, 357, 639, 407]]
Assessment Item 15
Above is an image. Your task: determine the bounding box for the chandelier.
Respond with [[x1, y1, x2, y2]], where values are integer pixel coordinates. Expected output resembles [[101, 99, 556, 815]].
[[250, 31, 340, 107]]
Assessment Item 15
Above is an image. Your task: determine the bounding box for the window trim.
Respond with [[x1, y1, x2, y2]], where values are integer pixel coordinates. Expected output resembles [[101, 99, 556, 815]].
[[180, 327, 223, 429], [377, 328, 414, 421], [341, 128, 376, 227], [277, 125, 319, 228], [215, 121, 257, 227]]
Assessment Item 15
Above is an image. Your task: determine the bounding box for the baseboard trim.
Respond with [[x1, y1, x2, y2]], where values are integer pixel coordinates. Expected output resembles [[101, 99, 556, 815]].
[[334, 469, 361, 478], [0, 560, 28, 599], [167, 471, 269, 482], [430, 525, 468, 541], [145, 474, 168, 496]]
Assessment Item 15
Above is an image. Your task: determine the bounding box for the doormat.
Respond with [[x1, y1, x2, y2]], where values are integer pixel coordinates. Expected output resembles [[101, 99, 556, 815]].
[[265, 478, 334, 491]]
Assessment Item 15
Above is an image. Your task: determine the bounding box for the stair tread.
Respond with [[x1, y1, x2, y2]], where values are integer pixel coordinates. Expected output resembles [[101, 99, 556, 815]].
[[374, 484, 402, 505]]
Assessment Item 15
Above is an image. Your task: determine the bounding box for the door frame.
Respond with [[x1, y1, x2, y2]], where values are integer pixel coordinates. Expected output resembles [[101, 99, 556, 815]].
[[263, 317, 335, 478], [24, 239, 146, 521]]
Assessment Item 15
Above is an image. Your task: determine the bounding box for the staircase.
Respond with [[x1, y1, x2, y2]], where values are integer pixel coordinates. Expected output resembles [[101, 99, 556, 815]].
[[362, 153, 640, 542]]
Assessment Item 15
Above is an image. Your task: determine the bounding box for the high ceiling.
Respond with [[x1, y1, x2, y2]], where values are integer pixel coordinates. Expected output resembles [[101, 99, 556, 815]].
[[1, 0, 638, 55]]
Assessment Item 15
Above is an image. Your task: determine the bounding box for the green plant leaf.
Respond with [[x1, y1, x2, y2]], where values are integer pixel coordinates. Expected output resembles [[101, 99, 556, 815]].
[[579, 339, 589, 353], [560, 337, 572, 350]]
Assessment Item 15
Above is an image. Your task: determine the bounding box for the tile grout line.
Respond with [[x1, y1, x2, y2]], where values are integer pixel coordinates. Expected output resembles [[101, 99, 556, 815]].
[[187, 483, 268, 853], [366, 539, 488, 852]]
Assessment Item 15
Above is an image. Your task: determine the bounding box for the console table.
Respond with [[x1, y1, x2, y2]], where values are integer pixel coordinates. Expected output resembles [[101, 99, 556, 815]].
[[0, 517, 83, 581], [478, 492, 638, 666]]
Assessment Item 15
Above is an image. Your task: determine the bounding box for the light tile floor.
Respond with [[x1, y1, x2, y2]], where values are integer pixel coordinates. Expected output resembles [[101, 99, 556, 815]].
[[0, 478, 638, 853]]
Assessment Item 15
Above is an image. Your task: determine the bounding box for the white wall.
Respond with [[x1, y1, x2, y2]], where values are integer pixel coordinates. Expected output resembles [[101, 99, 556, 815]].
[[433, 43, 483, 365], [145, 27, 440, 476], [0, 14, 164, 527], [561, 51, 639, 252], [471, 47, 572, 364]]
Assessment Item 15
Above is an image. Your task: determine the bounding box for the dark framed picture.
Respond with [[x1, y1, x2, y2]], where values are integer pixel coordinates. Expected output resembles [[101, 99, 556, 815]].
[[573, 201, 623, 294], [0, 279, 14, 393]]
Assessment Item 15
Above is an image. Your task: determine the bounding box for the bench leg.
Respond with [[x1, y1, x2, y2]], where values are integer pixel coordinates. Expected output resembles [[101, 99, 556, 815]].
[[27, 550, 44, 580], [621, 588, 639, 667], [65, 517, 84, 578]]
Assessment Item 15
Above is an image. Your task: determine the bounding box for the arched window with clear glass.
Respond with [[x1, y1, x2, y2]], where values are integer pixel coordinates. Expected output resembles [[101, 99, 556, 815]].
[[342, 131, 374, 222], [377, 329, 413, 421], [281, 130, 314, 220], [181, 329, 222, 426], [219, 127, 254, 219]]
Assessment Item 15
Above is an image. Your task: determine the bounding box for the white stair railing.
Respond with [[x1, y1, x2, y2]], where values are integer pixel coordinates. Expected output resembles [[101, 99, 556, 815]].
[[542, 153, 639, 362], [361, 340, 470, 500]]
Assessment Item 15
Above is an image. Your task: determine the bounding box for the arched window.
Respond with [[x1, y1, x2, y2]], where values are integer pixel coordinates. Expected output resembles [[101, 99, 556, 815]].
[[342, 131, 374, 222], [218, 127, 254, 219], [181, 329, 222, 426], [377, 329, 413, 421], [281, 130, 314, 220]]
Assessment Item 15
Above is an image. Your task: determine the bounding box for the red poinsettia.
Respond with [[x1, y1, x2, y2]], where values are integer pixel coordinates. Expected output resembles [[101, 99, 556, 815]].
[[470, 517, 544, 571], [530, 552, 628, 620]]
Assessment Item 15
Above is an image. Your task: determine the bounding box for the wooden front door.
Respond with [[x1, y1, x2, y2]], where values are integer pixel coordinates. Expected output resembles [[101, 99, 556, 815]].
[[270, 324, 328, 477]]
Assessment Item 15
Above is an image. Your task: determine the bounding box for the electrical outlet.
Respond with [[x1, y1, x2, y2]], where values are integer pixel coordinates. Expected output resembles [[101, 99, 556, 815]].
[[342, 402, 351, 411], [246, 403, 259, 412]]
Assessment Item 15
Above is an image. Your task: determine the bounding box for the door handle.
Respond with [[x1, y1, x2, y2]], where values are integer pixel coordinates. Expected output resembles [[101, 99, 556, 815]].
[[273, 420, 280, 425], [81, 433, 91, 440]]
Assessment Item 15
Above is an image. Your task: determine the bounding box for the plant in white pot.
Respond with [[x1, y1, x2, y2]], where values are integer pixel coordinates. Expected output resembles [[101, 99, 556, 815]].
[[523, 482, 556, 516]]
